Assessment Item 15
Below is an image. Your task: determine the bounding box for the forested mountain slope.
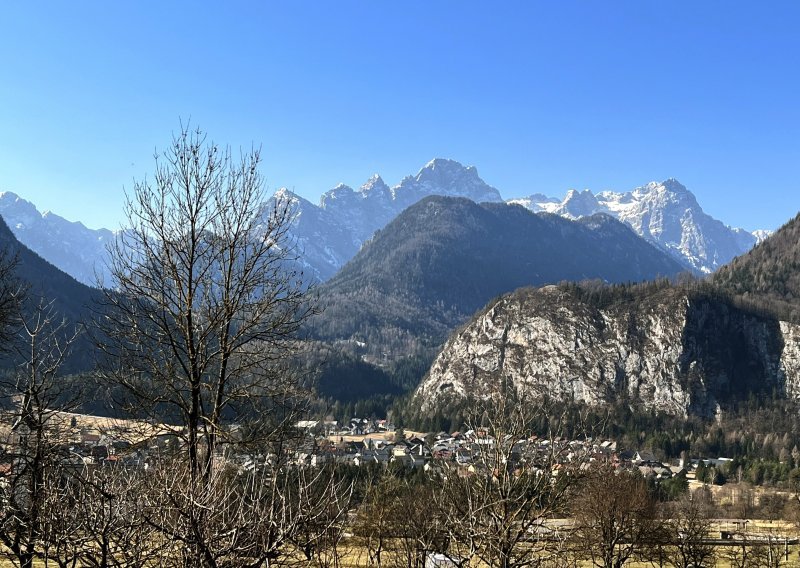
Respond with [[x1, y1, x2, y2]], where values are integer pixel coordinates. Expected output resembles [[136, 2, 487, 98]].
[[714, 212, 800, 319], [0, 216, 99, 374], [308, 196, 686, 363]]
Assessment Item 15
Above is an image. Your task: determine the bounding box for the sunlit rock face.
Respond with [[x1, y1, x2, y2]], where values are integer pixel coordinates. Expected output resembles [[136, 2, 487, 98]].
[[416, 285, 800, 418]]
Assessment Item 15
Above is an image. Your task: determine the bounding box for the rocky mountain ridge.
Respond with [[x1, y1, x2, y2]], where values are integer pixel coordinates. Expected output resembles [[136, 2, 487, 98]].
[[0, 192, 116, 286], [1, 162, 768, 285], [309, 196, 687, 363], [414, 212, 800, 419], [286, 158, 505, 281], [415, 283, 800, 418], [508, 179, 767, 274]]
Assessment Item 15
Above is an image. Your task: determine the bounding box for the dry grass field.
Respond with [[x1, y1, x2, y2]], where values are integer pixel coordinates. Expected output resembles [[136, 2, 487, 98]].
[[0, 408, 170, 450]]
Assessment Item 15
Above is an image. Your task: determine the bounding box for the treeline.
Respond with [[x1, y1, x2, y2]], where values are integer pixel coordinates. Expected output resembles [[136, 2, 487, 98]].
[[714, 212, 800, 322]]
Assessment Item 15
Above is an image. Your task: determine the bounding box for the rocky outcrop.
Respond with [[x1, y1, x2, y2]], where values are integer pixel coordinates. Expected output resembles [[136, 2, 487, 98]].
[[416, 285, 800, 417]]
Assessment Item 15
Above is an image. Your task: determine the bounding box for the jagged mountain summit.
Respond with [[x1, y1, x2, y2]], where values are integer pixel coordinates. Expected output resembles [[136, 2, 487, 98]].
[[0, 191, 115, 287], [1, 163, 770, 286], [265, 189, 361, 282], [294, 158, 504, 281], [318, 158, 503, 242], [508, 179, 767, 274], [2, 158, 501, 286]]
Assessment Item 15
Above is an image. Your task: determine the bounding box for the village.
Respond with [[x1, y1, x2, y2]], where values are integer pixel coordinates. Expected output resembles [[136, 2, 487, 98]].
[[0, 411, 732, 484], [295, 417, 708, 478]]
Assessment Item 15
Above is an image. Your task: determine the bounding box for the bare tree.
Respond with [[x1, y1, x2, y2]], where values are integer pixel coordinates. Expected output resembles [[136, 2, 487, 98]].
[[352, 473, 402, 568], [660, 492, 716, 568], [63, 465, 167, 568], [0, 246, 21, 347], [352, 471, 444, 568], [392, 482, 447, 568], [0, 299, 80, 568], [433, 394, 579, 568], [94, 124, 316, 566], [136, 455, 350, 567], [98, 124, 312, 464], [570, 465, 662, 568], [721, 535, 785, 568], [288, 466, 354, 567]]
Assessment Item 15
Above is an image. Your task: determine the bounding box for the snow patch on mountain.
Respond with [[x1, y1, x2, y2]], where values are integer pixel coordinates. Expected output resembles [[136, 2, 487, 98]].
[[0, 191, 115, 286], [295, 159, 505, 279], [512, 179, 766, 274], [266, 189, 360, 282], [1, 163, 773, 287]]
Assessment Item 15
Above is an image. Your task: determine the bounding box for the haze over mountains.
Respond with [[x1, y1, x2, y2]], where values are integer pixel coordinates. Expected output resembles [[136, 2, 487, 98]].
[[0, 159, 767, 286]]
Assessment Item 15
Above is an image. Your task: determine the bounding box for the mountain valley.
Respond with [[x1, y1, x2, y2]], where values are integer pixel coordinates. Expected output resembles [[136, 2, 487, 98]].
[[0, 162, 794, 422]]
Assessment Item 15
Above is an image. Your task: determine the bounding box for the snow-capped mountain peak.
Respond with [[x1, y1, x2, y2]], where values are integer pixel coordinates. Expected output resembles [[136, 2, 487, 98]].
[[272, 187, 294, 201], [359, 174, 390, 197], [2, 165, 772, 288], [558, 189, 606, 218], [514, 179, 764, 274], [753, 229, 774, 244], [285, 158, 508, 280], [325, 183, 355, 200], [394, 158, 503, 206], [415, 158, 479, 184], [0, 190, 115, 286]]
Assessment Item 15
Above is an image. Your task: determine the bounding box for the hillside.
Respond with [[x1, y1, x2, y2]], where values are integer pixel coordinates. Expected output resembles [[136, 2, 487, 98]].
[[0, 191, 115, 286], [413, 281, 800, 419], [0, 215, 99, 374], [308, 196, 687, 363], [413, 211, 800, 419], [713, 212, 800, 319]]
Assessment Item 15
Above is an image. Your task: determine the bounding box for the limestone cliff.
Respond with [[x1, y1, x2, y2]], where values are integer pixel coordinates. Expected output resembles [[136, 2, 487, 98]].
[[416, 285, 800, 417]]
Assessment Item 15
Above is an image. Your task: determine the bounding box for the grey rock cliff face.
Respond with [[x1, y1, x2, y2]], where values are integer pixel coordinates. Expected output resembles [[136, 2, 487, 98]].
[[267, 189, 360, 283], [417, 286, 800, 417]]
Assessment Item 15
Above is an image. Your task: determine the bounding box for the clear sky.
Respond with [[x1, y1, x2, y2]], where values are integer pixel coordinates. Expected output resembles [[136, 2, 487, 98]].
[[1, 2, 798, 232]]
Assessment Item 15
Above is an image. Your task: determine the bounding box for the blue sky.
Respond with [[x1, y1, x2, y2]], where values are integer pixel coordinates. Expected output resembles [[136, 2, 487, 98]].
[[1, 2, 798, 231]]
